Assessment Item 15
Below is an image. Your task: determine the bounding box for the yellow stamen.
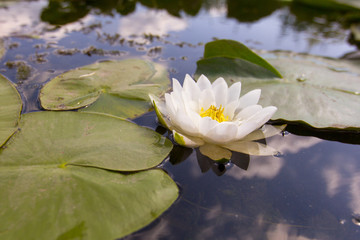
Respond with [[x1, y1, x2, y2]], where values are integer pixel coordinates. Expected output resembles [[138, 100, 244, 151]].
[[200, 105, 229, 123]]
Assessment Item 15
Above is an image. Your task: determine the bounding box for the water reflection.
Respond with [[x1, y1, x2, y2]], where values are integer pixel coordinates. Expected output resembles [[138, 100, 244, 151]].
[[266, 224, 314, 240], [40, 0, 202, 25], [169, 132, 323, 179], [196, 150, 250, 176], [0, 0, 47, 38], [154, 133, 359, 239], [226, 134, 321, 180], [322, 150, 360, 217], [119, 9, 187, 37], [1, 0, 357, 57], [227, 154, 283, 180], [227, 0, 282, 23], [169, 137, 283, 176]]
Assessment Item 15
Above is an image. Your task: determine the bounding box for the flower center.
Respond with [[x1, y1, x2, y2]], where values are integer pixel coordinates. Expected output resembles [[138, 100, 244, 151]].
[[200, 105, 229, 123]]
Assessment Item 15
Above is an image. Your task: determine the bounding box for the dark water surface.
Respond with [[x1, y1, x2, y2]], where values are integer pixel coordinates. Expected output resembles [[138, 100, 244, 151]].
[[1, 1, 359, 239]]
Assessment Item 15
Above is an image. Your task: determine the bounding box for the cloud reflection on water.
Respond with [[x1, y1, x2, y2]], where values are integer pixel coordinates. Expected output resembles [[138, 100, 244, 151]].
[[266, 223, 315, 240], [0, 0, 47, 38], [118, 9, 187, 37], [322, 152, 360, 216], [227, 134, 322, 180], [0, 0, 96, 40]]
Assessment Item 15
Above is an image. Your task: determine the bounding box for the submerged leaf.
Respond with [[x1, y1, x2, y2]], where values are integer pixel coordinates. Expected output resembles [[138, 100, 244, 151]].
[[0, 111, 172, 171], [197, 51, 360, 129], [0, 74, 22, 147], [40, 59, 170, 119]]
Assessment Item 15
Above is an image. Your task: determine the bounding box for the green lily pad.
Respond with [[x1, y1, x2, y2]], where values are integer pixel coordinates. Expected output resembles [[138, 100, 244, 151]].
[[0, 111, 173, 171], [0, 38, 5, 59], [196, 51, 360, 129], [0, 110, 177, 239], [0, 165, 178, 240], [0, 74, 22, 147], [203, 40, 282, 78], [81, 92, 151, 119], [39, 59, 170, 119]]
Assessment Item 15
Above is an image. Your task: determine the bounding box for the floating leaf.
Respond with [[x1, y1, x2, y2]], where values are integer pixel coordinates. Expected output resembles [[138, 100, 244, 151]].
[[0, 111, 177, 239], [197, 51, 360, 129], [0, 165, 178, 240], [0, 74, 22, 146], [81, 93, 151, 119], [202, 40, 282, 78], [40, 59, 170, 119], [0, 111, 172, 171]]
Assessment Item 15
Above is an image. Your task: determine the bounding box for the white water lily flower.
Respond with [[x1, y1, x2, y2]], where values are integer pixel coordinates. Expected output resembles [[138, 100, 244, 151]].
[[150, 74, 283, 161]]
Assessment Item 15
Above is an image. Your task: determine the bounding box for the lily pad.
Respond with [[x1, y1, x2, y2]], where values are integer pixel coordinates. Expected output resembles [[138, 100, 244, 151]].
[[203, 40, 282, 78], [0, 110, 177, 239], [0, 166, 178, 240], [0, 111, 173, 171], [0, 74, 22, 147], [197, 51, 360, 129], [39, 59, 170, 119], [81, 92, 152, 119]]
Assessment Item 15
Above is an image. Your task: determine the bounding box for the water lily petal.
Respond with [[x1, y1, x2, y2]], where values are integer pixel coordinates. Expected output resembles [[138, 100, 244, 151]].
[[149, 94, 170, 129], [236, 89, 261, 111], [199, 143, 232, 161], [171, 108, 199, 136], [234, 107, 277, 140], [198, 116, 218, 136], [227, 82, 241, 103], [223, 100, 239, 120], [199, 88, 216, 111], [149, 94, 167, 115], [246, 106, 277, 127], [242, 124, 286, 141], [197, 74, 212, 90], [181, 90, 197, 114], [187, 111, 202, 132], [171, 89, 187, 114], [222, 141, 278, 156], [173, 130, 205, 147], [235, 121, 260, 140], [183, 74, 200, 99], [172, 78, 182, 95], [212, 77, 228, 107], [165, 93, 177, 115], [235, 104, 263, 121], [182, 75, 201, 112], [205, 121, 238, 144]]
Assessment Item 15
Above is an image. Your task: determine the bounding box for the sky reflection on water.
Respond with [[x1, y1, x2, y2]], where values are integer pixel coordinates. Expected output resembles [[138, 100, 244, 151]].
[[0, 0, 357, 57]]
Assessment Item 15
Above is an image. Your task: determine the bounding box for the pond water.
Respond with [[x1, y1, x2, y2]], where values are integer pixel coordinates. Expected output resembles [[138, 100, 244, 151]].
[[1, 0, 360, 239]]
